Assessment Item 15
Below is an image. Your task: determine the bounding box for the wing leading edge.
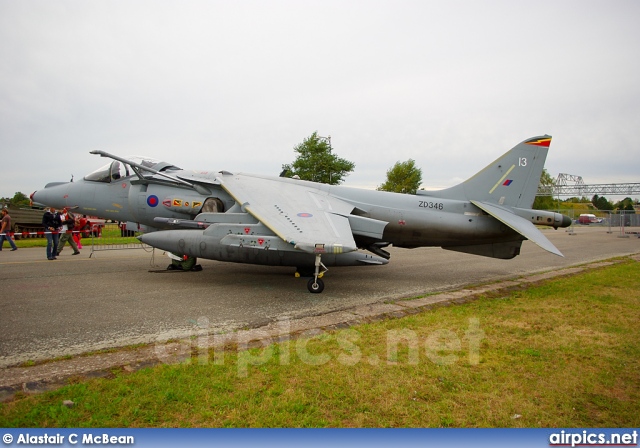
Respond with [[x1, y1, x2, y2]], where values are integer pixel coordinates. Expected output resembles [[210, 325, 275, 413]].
[[471, 200, 564, 257]]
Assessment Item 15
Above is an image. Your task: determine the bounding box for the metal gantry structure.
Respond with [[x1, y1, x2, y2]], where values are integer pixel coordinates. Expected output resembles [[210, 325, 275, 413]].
[[537, 173, 640, 197]]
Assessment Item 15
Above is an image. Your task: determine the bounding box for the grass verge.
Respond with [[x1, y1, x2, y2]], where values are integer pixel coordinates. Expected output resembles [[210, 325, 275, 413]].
[[1, 261, 639, 427]]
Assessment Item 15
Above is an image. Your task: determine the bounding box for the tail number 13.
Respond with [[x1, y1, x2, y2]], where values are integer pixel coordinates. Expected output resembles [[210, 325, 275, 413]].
[[518, 157, 527, 167]]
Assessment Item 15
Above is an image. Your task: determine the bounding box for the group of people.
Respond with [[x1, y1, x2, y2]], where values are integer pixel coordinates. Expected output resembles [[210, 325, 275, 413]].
[[0, 207, 84, 257], [42, 207, 82, 260], [2, 207, 205, 270]]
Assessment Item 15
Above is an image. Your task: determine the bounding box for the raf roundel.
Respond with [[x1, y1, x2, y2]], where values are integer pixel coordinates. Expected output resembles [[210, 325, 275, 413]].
[[297, 213, 313, 218], [147, 195, 159, 207]]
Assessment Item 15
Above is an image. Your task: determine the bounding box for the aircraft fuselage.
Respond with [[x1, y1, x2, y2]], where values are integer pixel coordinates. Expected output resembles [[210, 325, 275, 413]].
[[33, 171, 535, 255]]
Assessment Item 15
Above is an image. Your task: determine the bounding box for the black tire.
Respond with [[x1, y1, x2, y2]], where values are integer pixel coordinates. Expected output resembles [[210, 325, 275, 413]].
[[307, 277, 325, 294]]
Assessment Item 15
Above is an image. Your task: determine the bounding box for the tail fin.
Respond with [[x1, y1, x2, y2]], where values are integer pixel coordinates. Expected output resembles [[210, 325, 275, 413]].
[[428, 135, 551, 208]]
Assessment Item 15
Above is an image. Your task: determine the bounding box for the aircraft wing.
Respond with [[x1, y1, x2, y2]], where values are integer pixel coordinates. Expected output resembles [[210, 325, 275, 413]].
[[470, 200, 564, 257], [218, 173, 359, 254]]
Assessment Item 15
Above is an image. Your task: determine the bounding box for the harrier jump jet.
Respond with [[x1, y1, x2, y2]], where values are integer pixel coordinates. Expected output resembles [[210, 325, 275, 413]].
[[32, 135, 570, 293]]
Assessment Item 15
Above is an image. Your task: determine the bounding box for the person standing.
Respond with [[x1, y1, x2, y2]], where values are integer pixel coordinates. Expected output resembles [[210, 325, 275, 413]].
[[0, 208, 18, 251], [42, 207, 61, 260], [56, 208, 80, 256], [72, 223, 83, 249]]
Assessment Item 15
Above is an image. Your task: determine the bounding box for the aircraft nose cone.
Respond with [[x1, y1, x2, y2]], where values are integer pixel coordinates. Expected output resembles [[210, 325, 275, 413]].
[[31, 189, 49, 206], [562, 214, 572, 228], [31, 189, 44, 205], [31, 182, 70, 208]]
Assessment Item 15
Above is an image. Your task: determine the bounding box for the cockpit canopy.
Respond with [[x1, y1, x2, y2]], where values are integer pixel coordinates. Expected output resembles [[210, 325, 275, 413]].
[[83, 156, 179, 183]]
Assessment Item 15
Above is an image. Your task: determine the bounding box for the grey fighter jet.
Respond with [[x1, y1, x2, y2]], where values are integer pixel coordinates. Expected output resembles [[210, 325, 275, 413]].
[[32, 135, 571, 293]]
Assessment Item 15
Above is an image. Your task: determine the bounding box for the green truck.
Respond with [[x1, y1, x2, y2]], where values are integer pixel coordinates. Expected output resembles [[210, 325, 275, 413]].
[[1, 204, 46, 239]]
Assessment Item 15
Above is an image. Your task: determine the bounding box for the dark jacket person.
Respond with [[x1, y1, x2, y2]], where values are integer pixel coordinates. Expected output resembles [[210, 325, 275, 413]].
[[42, 207, 61, 260]]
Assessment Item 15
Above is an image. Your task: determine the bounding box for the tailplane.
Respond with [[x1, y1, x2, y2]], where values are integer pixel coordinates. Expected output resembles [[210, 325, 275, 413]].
[[424, 135, 551, 208]]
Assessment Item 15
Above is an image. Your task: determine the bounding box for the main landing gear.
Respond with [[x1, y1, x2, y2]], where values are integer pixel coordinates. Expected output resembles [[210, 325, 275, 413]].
[[309, 254, 327, 293], [297, 254, 328, 294]]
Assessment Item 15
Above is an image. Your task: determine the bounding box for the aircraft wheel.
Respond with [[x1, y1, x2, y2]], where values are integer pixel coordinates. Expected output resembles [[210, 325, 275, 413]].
[[307, 278, 325, 294]]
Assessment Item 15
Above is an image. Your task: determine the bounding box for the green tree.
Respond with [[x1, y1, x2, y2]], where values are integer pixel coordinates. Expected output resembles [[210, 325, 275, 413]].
[[3, 192, 31, 207], [532, 169, 556, 210], [566, 196, 591, 203], [614, 197, 636, 213], [592, 194, 613, 211], [281, 132, 355, 185], [377, 159, 423, 194]]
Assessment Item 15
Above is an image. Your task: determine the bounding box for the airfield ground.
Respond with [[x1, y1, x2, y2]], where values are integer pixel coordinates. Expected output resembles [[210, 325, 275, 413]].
[[0, 226, 638, 398]]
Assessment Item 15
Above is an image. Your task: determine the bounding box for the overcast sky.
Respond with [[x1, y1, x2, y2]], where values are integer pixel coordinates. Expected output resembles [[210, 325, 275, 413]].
[[1, 0, 639, 199]]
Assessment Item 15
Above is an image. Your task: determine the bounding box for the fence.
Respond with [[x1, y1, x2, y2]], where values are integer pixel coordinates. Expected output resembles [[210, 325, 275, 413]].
[[558, 209, 639, 238], [606, 211, 640, 238], [606, 212, 640, 228], [89, 222, 151, 257]]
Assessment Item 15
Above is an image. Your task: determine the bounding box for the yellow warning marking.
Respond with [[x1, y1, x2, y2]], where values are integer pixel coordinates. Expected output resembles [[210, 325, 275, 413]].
[[489, 164, 515, 195]]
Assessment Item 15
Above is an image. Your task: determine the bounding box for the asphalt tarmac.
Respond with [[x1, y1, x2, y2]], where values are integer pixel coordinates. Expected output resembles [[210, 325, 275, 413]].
[[1, 226, 638, 368]]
